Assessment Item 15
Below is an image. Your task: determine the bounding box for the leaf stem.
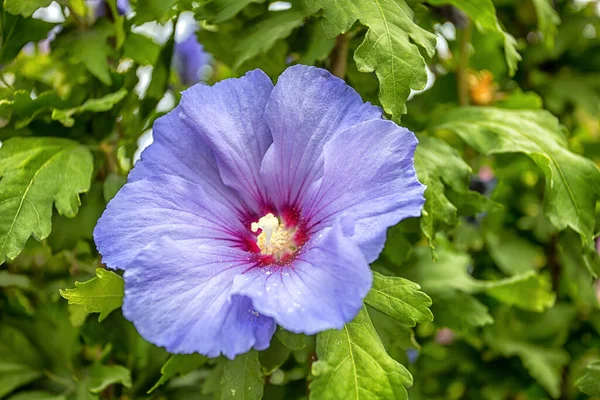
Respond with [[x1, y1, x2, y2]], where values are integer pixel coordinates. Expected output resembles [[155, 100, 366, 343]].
[[329, 33, 350, 79], [457, 20, 472, 107]]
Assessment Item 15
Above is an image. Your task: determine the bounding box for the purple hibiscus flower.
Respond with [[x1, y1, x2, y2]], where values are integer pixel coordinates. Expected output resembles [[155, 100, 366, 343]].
[[94, 65, 425, 358], [92, 0, 130, 17], [173, 32, 211, 85]]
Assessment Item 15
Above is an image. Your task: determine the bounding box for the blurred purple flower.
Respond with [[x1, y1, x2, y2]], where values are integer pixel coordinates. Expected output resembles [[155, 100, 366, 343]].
[[92, 0, 130, 18], [174, 32, 211, 85], [94, 65, 425, 358]]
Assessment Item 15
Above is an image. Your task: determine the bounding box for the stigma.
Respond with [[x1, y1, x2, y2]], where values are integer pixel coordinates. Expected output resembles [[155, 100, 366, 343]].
[[251, 213, 297, 257]]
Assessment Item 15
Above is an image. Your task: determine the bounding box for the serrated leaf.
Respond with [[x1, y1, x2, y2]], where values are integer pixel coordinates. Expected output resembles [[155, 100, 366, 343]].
[[415, 136, 498, 245], [3, 0, 53, 17], [234, 5, 309, 68], [532, 0, 561, 48], [310, 306, 412, 400], [59, 269, 124, 322], [148, 354, 208, 393], [88, 364, 132, 393], [576, 359, 600, 396], [221, 350, 264, 400], [428, 107, 600, 248], [51, 89, 128, 127], [199, 0, 266, 23], [0, 137, 93, 264], [427, 0, 521, 75], [306, 0, 436, 120], [0, 325, 43, 398], [365, 272, 433, 326]]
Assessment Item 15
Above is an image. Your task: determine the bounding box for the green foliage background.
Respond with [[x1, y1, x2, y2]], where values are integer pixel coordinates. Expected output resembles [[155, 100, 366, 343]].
[[0, 0, 599, 399]]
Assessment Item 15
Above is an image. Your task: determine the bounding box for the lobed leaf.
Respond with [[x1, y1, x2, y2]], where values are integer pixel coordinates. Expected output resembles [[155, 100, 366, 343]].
[[306, 0, 436, 120], [428, 107, 600, 249], [59, 269, 124, 322], [0, 137, 93, 264]]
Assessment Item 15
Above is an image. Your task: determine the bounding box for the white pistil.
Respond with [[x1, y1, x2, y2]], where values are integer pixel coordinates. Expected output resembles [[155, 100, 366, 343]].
[[251, 213, 279, 250], [251, 213, 295, 256]]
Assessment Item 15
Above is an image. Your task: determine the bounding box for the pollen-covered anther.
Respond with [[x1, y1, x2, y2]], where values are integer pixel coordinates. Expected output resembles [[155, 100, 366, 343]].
[[251, 213, 296, 256]]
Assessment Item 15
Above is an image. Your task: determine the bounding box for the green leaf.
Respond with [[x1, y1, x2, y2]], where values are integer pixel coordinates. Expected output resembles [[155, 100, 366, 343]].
[[0, 325, 43, 398], [310, 306, 412, 400], [427, 0, 521, 75], [199, 0, 266, 23], [221, 350, 264, 400], [51, 89, 128, 127], [135, 0, 177, 25], [102, 173, 126, 203], [234, 5, 309, 68], [275, 327, 306, 350], [484, 313, 570, 399], [297, 21, 336, 65], [430, 290, 493, 331], [0, 11, 56, 64], [0, 271, 32, 289], [0, 137, 93, 264], [48, 183, 105, 252], [0, 90, 69, 129], [122, 33, 161, 65], [3, 0, 53, 17], [148, 354, 208, 393], [365, 272, 433, 326], [53, 21, 115, 85], [474, 271, 555, 312], [415, 137, 497, 245], [306, 0, 436, 120], [88, 364, 132, 393], [576, 359, 600, 397], [59, 269, 124, 322], [428, 107, 600, 247], [134, 0, 177, 24], [484, 226, 545, 275], [532, 0, 561, 48]]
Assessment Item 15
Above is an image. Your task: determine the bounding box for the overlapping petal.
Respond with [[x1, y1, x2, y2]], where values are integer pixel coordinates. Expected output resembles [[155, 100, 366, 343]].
[[129, 108, 249, 218], [230, 220, 371, 334], [261, 65, 381, 209], [123, 238, 276, 358], [302, 119, 425, 262], [94, 175, 248, 270], [180, 70, 274, 212]]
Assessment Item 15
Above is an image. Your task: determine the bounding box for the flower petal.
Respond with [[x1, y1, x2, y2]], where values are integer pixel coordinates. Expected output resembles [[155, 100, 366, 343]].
[[129, 107, 250, 218], [261, 65, 381, 209], [179, 70, 274, 211], [230, 220, 371, 334], [123, 238, 276, 358], [94, 175, 248, 270], [303, 119, 425, 262]]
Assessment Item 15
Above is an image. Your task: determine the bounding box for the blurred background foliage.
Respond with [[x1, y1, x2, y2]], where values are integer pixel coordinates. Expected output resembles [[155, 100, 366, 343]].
[[0, 0, 599, 399]]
